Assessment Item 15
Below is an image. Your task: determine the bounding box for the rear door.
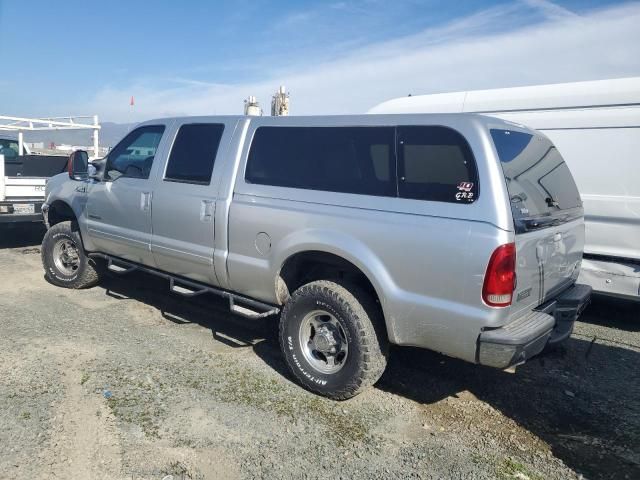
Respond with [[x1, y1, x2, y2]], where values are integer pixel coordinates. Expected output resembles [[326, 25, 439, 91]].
[[492, 128, 584, 316], [150, 121, 232, 286]]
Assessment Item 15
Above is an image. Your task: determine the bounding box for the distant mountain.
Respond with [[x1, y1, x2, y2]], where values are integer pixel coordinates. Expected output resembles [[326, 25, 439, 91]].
[[23, 122, 134, 149]]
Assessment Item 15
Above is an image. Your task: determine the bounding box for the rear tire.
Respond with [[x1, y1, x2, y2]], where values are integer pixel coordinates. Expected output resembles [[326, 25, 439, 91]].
[[279, 280, 388, 400], [41, 221, 102, 289]]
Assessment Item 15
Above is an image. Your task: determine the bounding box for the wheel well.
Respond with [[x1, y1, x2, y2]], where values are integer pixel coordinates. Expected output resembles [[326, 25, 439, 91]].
[[47, 200, 76, 226], [277, 250, 381, 308]]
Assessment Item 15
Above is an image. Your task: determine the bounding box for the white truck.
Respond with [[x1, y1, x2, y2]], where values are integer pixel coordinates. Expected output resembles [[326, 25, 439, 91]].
[[0, 134, 68, 224], [369, 77, 640, 301]]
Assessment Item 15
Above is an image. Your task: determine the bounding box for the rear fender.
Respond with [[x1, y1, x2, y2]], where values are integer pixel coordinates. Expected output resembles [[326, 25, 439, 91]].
[[273, 228, 399, 341]]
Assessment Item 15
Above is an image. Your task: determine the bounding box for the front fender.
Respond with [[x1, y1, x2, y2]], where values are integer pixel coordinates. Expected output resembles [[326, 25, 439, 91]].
[[45, 174, 94, 250]]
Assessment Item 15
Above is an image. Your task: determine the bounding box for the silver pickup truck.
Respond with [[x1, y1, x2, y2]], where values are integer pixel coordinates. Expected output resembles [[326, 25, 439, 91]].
[[40, 114, 591, 399]]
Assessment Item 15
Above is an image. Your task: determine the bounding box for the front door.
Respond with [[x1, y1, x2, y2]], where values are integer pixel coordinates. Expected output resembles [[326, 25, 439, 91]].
[[151, 121, 230, 285], [86, 124, 169, 266]]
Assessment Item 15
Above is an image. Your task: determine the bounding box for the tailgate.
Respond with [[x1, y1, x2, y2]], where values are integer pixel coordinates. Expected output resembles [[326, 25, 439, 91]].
[[513, 218, 584, 317], [4, 177, 47, 200]]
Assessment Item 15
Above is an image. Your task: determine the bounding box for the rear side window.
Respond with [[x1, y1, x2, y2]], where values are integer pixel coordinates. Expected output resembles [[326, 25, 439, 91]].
[[397, 126, 478, 203], [165, 123, 225, 185], [492, 129, 582, 230], [246, 127, 396, 197]]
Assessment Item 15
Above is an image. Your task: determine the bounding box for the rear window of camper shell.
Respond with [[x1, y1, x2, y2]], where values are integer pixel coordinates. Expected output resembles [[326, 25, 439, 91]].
[[491, 128, 582, 232]]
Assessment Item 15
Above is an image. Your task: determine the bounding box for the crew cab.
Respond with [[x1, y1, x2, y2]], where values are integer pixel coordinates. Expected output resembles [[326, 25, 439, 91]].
[[40, 114, 591, 399]]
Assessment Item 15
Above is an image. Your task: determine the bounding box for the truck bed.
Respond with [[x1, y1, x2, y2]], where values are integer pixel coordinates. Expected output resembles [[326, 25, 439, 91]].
[[1, 154, 67, 223]]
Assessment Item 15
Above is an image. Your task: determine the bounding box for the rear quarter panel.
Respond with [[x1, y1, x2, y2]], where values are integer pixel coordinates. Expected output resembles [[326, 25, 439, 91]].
[[226, 115, 515, 362]]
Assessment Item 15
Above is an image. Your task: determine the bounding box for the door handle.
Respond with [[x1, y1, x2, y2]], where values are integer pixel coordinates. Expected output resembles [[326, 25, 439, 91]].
[[200, 200, 214, 222], [140, 192, 152, 212]]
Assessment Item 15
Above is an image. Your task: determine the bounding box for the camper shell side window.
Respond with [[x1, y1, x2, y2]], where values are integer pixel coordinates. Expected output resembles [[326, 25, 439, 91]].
[[245, 125, 479, 204]]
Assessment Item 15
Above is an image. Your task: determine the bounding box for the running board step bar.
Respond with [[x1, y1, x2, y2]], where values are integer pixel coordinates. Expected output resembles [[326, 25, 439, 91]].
[[89, 253, 280, 319], [169, 278, 208, 297], [229, 297, 278, 319], [106, 258, 138, 274]]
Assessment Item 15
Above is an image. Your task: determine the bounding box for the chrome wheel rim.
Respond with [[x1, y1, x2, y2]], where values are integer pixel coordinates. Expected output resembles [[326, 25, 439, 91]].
[[298, 309, 349, 374], [52, 238, 80, 276]]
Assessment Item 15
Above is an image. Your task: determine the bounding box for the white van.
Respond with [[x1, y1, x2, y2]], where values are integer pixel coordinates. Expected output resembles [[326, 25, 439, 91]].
[[370, 77, 640, 301]]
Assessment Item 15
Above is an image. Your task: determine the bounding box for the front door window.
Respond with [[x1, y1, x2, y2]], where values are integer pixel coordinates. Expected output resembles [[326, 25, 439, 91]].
[[105, 126, 165, 180]]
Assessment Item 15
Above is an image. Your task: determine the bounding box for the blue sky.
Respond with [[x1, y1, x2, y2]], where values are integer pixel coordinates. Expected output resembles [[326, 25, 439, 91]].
[[1, 0, 638, 121]]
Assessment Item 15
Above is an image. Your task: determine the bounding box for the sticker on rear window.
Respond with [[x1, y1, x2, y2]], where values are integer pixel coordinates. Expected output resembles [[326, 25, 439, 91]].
[[455, 182, 474, 201]]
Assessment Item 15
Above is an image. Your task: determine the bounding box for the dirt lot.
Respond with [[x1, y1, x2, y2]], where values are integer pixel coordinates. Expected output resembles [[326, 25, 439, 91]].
[[0, 224, 638, 480]]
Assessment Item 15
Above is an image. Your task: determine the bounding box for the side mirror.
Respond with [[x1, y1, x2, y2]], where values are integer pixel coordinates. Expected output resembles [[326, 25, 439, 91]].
[[68, 150, 89, 180]]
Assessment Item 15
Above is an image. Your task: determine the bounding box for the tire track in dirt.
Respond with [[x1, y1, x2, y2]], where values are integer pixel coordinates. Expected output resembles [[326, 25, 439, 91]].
[[46, 345, 123, 479]]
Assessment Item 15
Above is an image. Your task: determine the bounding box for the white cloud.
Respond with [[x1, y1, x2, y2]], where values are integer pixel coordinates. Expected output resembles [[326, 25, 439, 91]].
[[522, 0, 580, 20], [84, 2, 640, 122]]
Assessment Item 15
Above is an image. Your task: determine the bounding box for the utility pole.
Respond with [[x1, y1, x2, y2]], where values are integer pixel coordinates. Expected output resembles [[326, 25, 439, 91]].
[[271, 86, 290, 116], [93, 115, 100, 158]]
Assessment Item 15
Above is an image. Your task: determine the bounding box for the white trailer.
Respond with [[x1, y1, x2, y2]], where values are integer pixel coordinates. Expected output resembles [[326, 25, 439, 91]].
[[369, 77, 640, 301]]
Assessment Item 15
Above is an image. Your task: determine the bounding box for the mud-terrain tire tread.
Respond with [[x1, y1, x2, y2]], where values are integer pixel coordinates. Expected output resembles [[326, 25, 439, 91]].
[[41, 220, 102, 289], [279, 279, 388, 400]]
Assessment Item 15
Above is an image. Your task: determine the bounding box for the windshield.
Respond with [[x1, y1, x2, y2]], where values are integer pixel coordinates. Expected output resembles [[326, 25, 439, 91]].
[[491, 129, 582, 232]]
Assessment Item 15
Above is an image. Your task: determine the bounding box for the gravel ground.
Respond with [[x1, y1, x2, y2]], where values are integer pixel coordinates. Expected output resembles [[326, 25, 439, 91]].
[[0, 224, 638, 480]]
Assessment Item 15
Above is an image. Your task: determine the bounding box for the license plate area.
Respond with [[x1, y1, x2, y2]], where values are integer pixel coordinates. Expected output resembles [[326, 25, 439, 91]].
[[13, 203, 35, 214]]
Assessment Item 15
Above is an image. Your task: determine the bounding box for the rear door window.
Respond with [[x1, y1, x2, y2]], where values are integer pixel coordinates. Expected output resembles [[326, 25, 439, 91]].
[[246, 126, 396, 197], [491, 129, 582, 232], [165, 123, 225, 185], [397, 126, 478, 203]]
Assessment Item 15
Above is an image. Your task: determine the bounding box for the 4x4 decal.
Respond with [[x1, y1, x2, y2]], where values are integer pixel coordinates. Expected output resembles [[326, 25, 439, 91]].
[[456, 182, 475, 201]]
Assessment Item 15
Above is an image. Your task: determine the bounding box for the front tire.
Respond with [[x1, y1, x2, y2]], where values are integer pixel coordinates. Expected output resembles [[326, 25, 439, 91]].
[[279, 280, 388, 400], [41, 221, 102, 289]]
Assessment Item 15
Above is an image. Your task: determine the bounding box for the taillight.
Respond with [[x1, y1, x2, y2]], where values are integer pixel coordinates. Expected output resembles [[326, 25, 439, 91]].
[[482, 243, 516, 307]]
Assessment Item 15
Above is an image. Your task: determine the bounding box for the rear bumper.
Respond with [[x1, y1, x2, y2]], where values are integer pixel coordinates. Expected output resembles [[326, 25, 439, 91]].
[[477, 283, 592, 368], [0, 200, 44, 224]]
